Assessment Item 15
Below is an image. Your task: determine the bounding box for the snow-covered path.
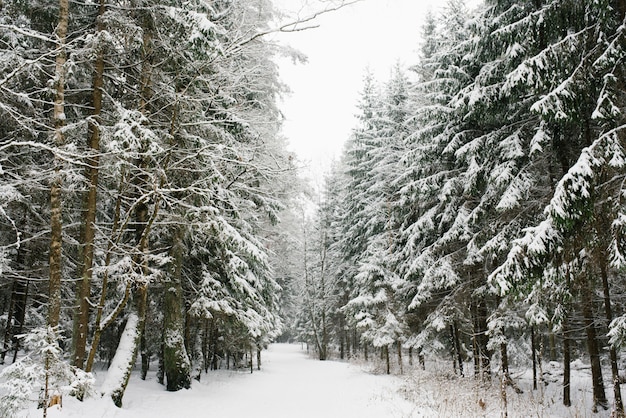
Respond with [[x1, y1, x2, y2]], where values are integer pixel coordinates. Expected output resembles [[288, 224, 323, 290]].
[[42, 344, 419, 418]]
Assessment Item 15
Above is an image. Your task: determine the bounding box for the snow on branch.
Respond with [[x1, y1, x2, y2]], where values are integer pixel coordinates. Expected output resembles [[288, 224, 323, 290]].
[[489, 125, 626, 295]]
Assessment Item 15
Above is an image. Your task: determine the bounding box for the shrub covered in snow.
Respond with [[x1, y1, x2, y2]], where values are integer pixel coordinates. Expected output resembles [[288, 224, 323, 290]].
[[0, 327, 94, 417]]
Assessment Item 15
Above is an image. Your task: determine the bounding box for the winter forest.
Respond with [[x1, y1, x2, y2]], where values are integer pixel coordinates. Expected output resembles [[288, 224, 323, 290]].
[[1, 0, 626, 416]]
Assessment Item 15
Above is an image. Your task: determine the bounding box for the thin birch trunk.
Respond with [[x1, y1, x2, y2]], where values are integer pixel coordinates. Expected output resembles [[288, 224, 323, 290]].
[[48, 0, 69, 329]]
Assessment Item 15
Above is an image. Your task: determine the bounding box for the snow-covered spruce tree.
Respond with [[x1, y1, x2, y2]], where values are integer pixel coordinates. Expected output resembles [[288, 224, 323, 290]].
[[331, 70, 384, 360], [92, 0, 290, 402], [426, 0, 565, 384], [396, 0, 487, 376], [340, 66, 412, 372], [322, 163, 355, 359], [487, 0, 626, 412]]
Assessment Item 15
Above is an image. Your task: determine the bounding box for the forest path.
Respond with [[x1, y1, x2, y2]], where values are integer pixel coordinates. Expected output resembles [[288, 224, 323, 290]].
[[51, 343, 421, 418], [192, 343, 419, 418]]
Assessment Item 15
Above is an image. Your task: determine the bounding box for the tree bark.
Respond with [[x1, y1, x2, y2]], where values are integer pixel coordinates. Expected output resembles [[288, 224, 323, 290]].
[[48, 0, 69, 329], [548, 329, 557, 362], [471, 301, 480, 378], [385, 345, 390, 375], [599, 254, 624, 416], [500, 343, 509, 377], [140, 327, 149, 380], [472, 298, 491, 380], [453, 321, 464, 377], [163, 226, 191, 391], [73, 0, 106, 369], [563, 305, 571, 407], [450, 324, 457, 374], [477, 299, 491, 380], [580, 276, 608, 411], [531, 326, 537, 391]]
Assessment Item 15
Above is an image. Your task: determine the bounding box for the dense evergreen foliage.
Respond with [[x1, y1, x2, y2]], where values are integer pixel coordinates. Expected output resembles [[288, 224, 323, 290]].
[[292, 0, 626, 415], [0, 0, 296, 412]]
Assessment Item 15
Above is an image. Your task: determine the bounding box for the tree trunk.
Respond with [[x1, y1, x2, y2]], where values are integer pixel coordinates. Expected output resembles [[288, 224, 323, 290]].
[[580, 276, 608, 411], [1, 280, 15, 364], [163, 227, 191, 391], [48, 0, 70, 329], [100, 312, 142, 407], [450, 324, 457, 374], [397, 341, 403, 374], [599, 256, 624, 416], [209, 321, 219, 371], [140, 328, 149, 380], [476, 298, 491, 380], [385, 345, 390, 375], [500, 372, 508, 418], [157, 341, 164, 385], [2, 276, 28, 363], [548, 329, 557, 362], [202, 319, 209, 373], [85, 176, 126, 373], [563, 308, 571, 407], [453, 321, 464, 377], [531, 326, 537, 391], [471, 302, 480, 378], [472, 299, 491, 379], [345, 320, 350, 358], [500, 343, 509, 377], [340, 329, 345, 360], [73, 0, 106, 370]]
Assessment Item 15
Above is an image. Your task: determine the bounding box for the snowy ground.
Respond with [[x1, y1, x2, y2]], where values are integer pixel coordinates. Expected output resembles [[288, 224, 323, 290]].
[[26, 344, 420, 418], [9, 344, 620, 417]]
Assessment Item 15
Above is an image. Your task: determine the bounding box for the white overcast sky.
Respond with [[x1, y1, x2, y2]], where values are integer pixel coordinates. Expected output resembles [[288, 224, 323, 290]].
[[271, 0, 452, 179]]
